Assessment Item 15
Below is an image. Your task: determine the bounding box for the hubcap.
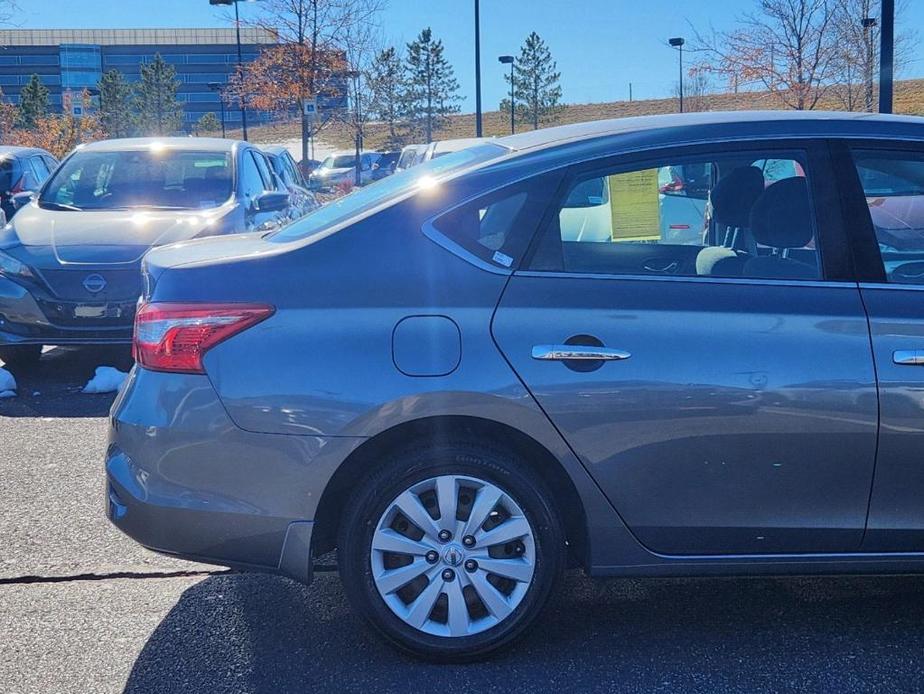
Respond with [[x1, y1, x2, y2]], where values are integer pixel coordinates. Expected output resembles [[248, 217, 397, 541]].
[[370, 474, 536, 638]]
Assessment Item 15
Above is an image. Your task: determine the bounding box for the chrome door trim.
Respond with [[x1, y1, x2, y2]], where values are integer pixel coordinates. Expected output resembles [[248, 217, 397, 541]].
[[516, 270, 856, 289], [531, 345, 631, 361]]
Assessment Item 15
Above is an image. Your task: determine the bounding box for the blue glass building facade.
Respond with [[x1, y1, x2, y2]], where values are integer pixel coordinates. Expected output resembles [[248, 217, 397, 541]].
[[0, 28, 345, 130]]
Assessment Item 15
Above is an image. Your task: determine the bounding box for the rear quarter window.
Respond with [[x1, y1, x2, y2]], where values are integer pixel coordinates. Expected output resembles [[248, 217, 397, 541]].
[[429, 171, 562, 270]]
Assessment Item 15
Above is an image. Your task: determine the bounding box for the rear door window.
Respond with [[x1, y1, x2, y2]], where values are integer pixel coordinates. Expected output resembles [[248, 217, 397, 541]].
[[530, 148, 821, 280]]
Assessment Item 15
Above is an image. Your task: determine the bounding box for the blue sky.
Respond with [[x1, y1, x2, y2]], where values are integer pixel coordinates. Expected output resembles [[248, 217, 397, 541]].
[[17, 0, 924, 111]]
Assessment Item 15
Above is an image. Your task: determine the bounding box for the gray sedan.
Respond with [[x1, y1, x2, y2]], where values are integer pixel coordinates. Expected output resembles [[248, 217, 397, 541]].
[[108, 111, 924, 661]]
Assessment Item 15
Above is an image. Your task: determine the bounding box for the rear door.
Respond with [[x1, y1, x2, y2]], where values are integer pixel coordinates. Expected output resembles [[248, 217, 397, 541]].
[[492, 140, 879, 555], [839, 140, 924, 551]]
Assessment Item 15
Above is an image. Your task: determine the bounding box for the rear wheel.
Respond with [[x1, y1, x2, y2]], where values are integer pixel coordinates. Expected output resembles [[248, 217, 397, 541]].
[[0, 344, 42, 371], [338, 442, 564, 661]]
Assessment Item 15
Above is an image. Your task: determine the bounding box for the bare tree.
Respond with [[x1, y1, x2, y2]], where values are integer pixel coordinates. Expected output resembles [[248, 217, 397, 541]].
[[691, 0, 839, 110], [673, 69, 713, 112], [238, 0, 385, 161], [829, 0, 918, 111]]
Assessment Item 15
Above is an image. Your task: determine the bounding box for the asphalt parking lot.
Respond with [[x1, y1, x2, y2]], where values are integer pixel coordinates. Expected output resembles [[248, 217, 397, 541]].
[[4, 350, 924, 693]]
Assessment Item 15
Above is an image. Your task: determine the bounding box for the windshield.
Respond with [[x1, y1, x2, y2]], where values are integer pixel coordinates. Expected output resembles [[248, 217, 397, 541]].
[[322, 155, 357, 169], [271, 143, 507, 243], [39, 149, 233, 211]]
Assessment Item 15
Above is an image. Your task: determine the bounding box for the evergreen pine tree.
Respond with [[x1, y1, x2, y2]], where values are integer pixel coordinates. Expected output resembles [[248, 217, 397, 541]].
[[366, 46, 405, 144], [402, 28, 460, 142], [504, 32, 562, 130], [18, 74, 49, 129], [135, 54, 184, 135], [98, 69, 136, 138]]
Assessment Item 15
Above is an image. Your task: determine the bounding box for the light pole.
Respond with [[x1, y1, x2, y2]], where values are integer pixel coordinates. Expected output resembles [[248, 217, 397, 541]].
[[474, 0, 483, 137], [498, 55, 515, 134], [879, 0, 894, 114], [862, 17, 877, 113], [669, 37, 685, 113], [208, 82, 227, 137], [342, 69, 362, 187], [209, 0, 254, 140]]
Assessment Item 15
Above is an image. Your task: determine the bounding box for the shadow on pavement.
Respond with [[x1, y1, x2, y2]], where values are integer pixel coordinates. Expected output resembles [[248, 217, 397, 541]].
[[124, 570, 924, 693], [0, 346, 131, 418]]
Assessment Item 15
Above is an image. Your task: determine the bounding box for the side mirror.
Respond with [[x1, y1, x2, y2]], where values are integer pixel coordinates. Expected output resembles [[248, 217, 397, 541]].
[[253, 191, 289, 213], [11, 191, 35, 211]]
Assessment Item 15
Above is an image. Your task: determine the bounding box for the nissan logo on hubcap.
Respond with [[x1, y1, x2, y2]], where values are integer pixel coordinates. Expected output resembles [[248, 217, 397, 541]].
[[442, 545, 464, 567], [82, 273, 107, 294]]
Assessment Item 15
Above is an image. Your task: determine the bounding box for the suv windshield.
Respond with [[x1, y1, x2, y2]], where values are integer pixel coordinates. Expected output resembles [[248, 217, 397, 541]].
[[271, 143, 508, 243], [39, 149, 233, 211], [323, 155, 357, 169]]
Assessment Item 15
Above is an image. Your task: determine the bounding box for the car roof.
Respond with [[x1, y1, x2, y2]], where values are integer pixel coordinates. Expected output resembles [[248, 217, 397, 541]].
[[262, 145, 291, 156], [496, 110, 924, 153], [77, 137, 242, 153], [0, 145, 52, 158], [431, 137, 492, 153]]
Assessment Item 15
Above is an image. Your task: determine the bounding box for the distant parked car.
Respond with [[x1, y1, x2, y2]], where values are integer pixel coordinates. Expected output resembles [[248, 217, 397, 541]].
[[0, 137, 291, 368], [0, 146, 58, 221], [396, 144, 430, 172], [308, 150, 379, 190], [397, 138, 491, 172], [298, 158, 322, 178], [371, 151, 400, 181], [263, 145, 320, 220]]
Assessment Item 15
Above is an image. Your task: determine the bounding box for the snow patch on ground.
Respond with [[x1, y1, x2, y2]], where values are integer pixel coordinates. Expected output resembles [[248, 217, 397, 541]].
[[82, 366, 129, 394], [0, 367, 15, 398]]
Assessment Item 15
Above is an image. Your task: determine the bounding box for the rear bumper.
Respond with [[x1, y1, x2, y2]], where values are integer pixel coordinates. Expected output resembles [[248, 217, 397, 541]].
[[106, 367, 365, 584], [106, 449, 315, 582]]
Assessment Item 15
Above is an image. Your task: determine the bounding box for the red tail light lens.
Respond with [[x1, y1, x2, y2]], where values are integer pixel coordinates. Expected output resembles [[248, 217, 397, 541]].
[[133, 302, 274, 374]]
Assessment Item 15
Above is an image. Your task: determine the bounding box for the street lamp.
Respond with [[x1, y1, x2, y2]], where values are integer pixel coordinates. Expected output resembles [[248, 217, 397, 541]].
[[498, 55, 515, 135], [474, 0, 483, 137], [668, 37, 685, 113], [209, 0, 256, 140], [341, 69, 362, 187], [880, 0, 894, 113], [208, 81, 227, 138], [862, 17, 877, 113]]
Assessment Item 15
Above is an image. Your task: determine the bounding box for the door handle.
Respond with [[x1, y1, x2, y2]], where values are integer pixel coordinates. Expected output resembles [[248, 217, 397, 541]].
[[893, 350, 924, 365], [532, 345, 631, 361]]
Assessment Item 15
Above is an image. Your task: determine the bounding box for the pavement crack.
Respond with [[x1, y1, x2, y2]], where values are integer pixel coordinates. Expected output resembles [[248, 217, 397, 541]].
[[0, 569, 230, 586]]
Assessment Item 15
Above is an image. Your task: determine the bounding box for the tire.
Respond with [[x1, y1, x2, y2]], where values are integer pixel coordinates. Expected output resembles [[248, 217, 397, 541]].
[[0, 344, 42, 371], [338, 441, 565, 662]]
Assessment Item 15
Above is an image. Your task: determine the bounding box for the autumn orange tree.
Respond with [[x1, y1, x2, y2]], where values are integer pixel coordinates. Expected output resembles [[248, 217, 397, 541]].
[[235, 0, 384, 161], [9, 90, 106, 158]]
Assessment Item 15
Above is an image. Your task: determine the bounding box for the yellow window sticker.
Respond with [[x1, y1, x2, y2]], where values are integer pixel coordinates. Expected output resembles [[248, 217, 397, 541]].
[[608, 169, 661, 241]]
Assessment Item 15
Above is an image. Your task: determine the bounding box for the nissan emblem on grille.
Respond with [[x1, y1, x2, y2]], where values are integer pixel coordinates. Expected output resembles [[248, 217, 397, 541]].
[[82, 274, 107, 294]]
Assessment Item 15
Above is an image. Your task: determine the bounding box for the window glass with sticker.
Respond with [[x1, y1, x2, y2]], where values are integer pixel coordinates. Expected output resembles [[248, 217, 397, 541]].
[[430, 172, 562, 270], [529, 150, 821, 281]]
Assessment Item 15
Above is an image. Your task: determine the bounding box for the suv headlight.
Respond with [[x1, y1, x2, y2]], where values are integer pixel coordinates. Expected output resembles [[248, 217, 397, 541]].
[[0, 249, 33, 280]]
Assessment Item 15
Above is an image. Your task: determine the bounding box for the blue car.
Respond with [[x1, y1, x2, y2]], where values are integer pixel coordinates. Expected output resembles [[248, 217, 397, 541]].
[[108, 111, 924, 661]]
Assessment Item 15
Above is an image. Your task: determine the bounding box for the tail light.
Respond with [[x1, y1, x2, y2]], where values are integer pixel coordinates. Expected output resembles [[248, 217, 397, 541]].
[[133, 302, 274, 374]]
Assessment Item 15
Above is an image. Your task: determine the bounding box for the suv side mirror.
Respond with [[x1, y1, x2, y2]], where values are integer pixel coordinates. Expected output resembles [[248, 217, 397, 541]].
[[11, 191, 35, 211], [253, 191, 289, 213]]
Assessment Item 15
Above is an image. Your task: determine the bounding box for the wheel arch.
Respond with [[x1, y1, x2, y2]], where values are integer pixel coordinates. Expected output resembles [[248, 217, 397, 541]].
[[312, 414, 590, 569]]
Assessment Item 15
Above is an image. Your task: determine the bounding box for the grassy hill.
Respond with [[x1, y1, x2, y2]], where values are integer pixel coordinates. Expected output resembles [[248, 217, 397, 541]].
[[245, 78, 924, 153]]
